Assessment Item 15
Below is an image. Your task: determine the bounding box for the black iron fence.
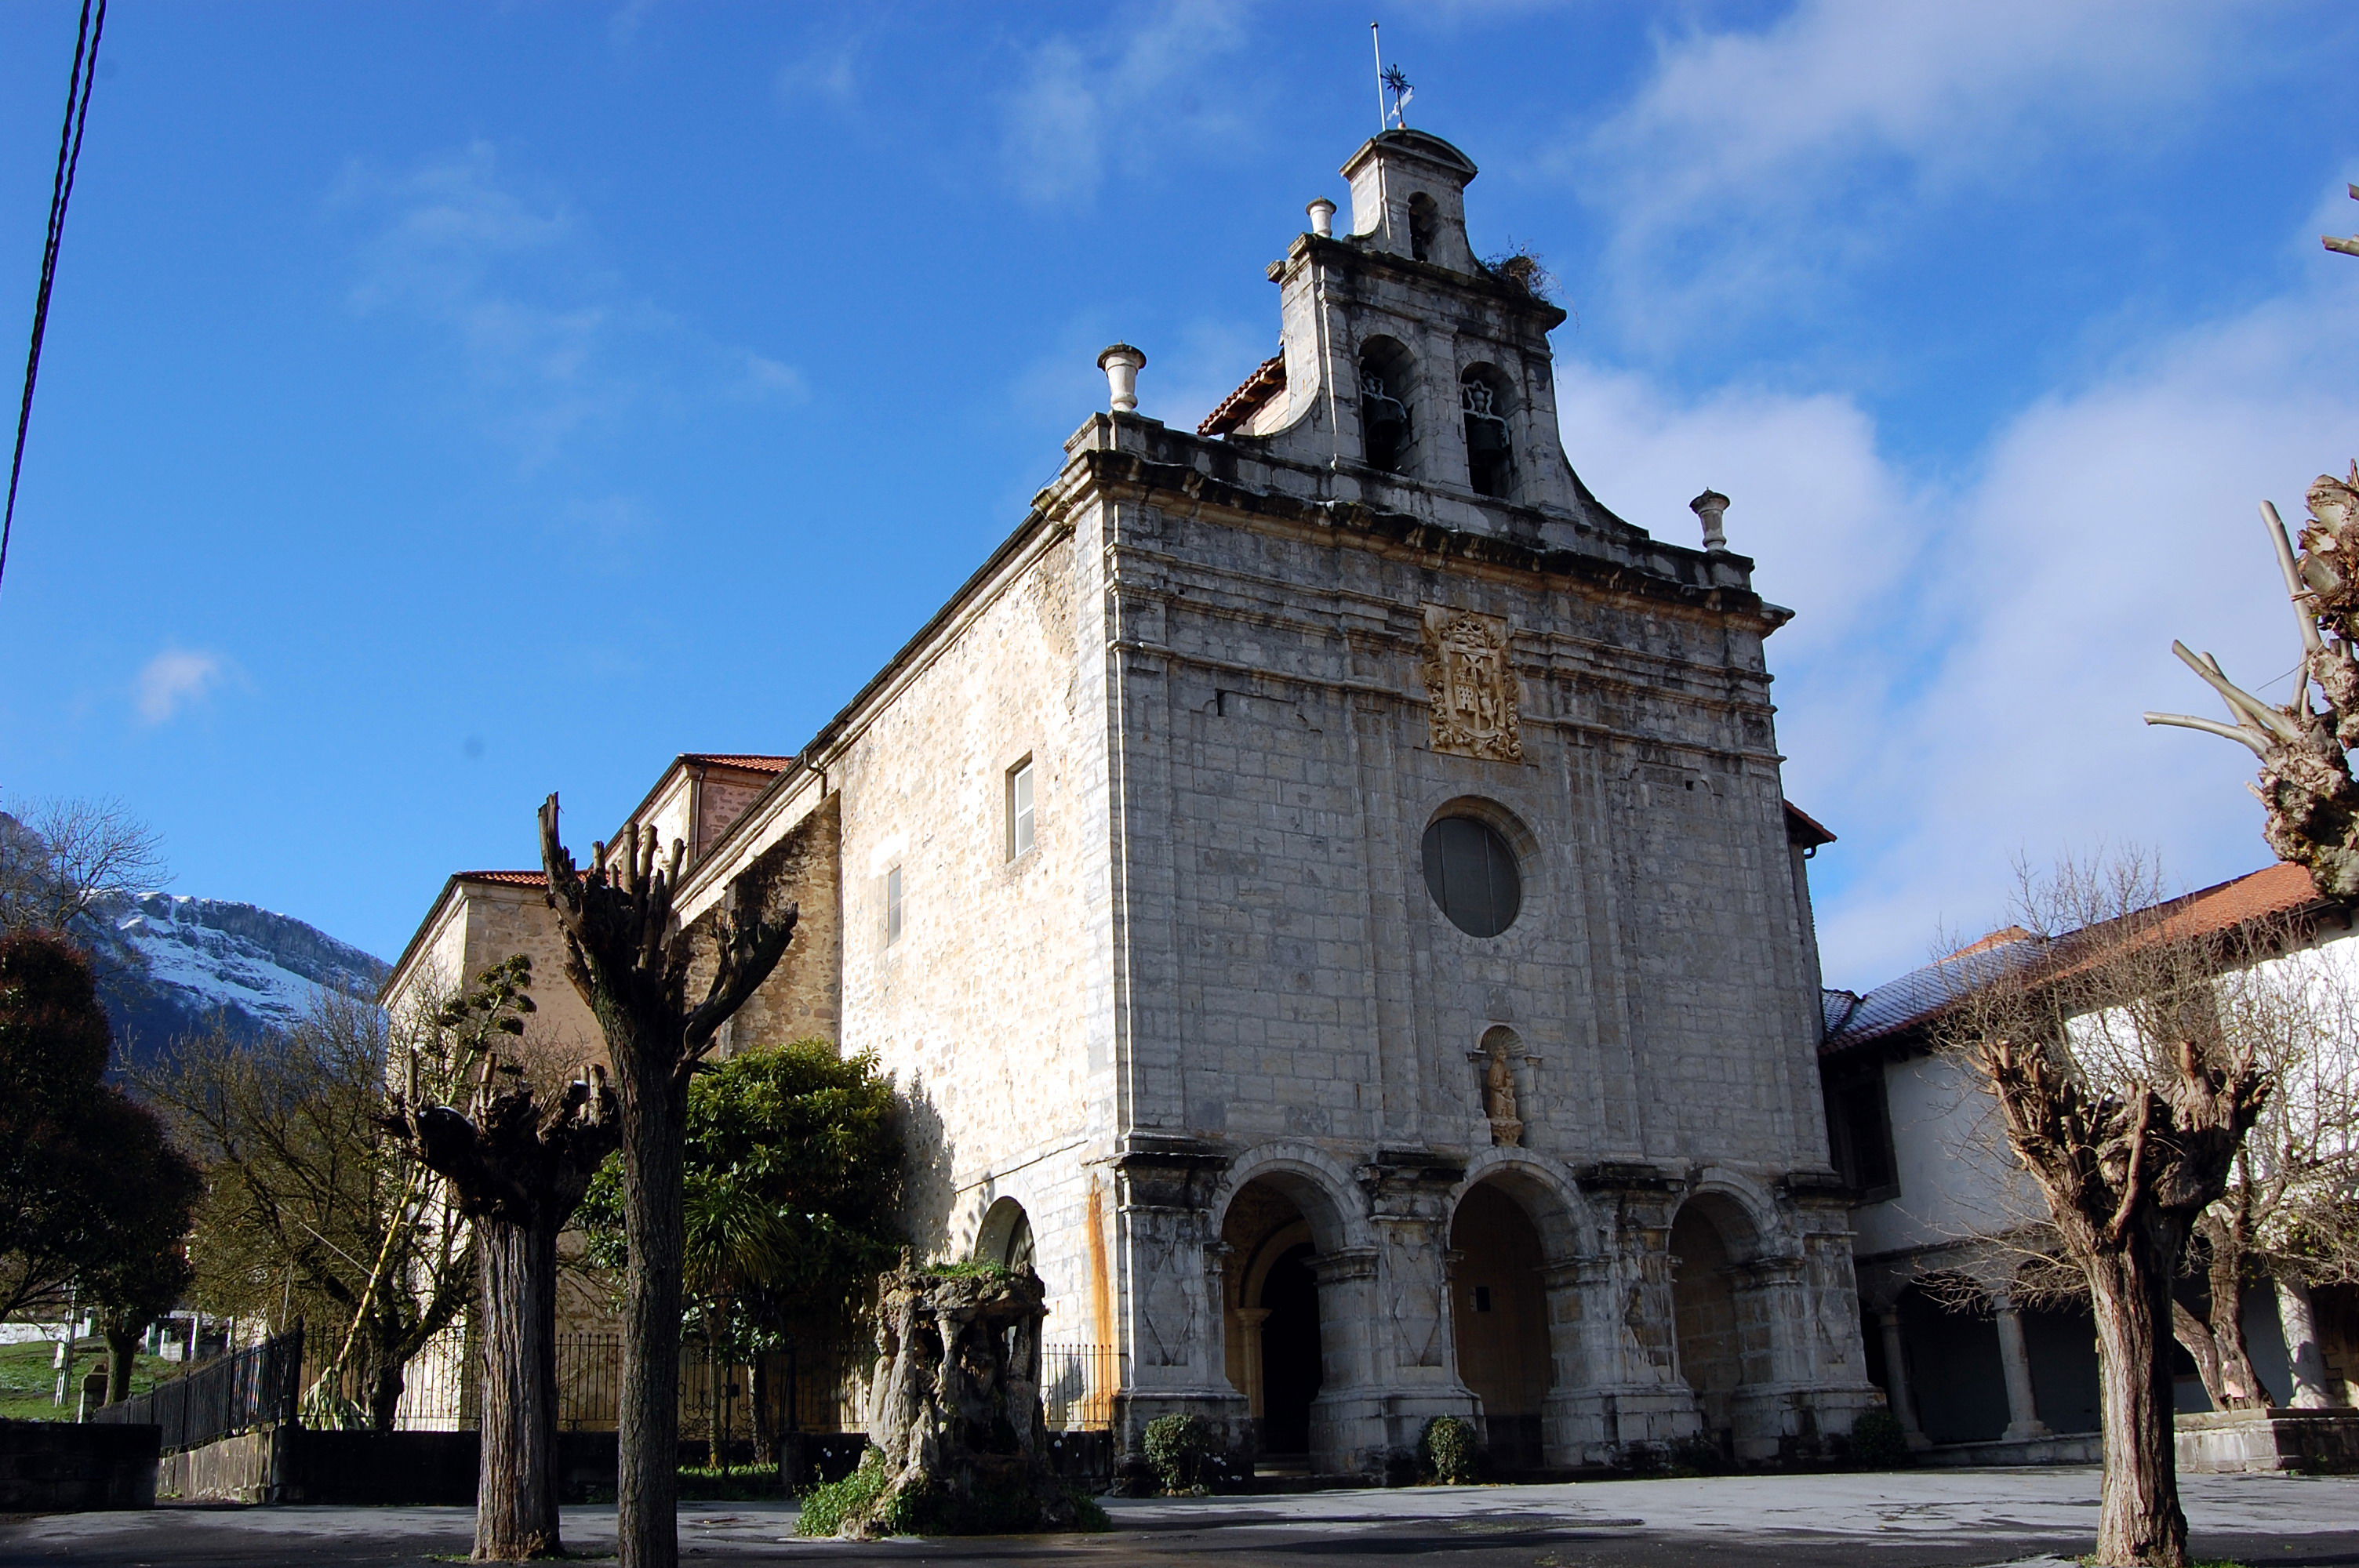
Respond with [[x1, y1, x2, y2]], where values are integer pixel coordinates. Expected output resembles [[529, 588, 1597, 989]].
[[94, 1324, 1118, 1454], [1041, 1343, 1118, 1431], [90, 1327, 304, 1454]]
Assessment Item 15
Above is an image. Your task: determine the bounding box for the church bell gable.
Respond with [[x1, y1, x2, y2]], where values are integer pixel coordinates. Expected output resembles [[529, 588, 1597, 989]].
[[1223, 129, 1629, 548]]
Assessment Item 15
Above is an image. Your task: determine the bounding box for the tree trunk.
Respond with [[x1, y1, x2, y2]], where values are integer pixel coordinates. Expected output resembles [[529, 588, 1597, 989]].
[[617, 1061, 687, 1568], [2169, 1300, 2226, 1410], [2088, 1236, 2190, 1568], [103, 1323, 139, 1406], [751, 1354, 772, 1468], [474, 1210, 563, 1560], [370, 1356, 407, 1432], [2195, 1214, 2266, 1410]]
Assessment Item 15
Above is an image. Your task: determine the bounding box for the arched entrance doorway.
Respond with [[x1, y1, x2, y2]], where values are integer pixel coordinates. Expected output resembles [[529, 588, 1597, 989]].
[[1258, 1243, 1321, 1454], [1220, 1174, 1346, 1468], [1669, 1197, 1766, 1454], [1449, 1181, 1552, 1468]]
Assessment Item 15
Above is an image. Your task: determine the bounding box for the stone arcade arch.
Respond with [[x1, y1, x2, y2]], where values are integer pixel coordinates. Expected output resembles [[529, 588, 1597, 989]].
[[1444, 1156, 1598, 1469], [1668, 1192, 1773, 1457], [1214, 1155, 1367, 1472], [1448, 1180, 1553, 1468], [973, 1196, 1035, 1271]]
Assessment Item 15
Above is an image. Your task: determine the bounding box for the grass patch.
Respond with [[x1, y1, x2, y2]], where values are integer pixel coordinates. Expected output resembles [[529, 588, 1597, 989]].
[[677, 1465, 785, 1502], [0, 1338, 175, 1421]]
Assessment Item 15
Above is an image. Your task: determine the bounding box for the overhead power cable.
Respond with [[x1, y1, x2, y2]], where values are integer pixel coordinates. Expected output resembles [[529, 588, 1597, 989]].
[[0, 0, 108, 608]]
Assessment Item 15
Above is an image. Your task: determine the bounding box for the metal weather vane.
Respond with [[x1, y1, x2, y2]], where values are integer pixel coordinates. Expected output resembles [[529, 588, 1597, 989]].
[[1370, 23, 1413, 130]]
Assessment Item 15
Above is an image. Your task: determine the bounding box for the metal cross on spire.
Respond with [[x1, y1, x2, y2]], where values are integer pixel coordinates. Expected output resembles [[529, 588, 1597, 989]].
[[1370, 23, 1412, 131]]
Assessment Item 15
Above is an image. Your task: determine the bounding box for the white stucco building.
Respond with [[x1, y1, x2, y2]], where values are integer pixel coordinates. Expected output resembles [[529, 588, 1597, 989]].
[[1822, 860, 2359, 1462]]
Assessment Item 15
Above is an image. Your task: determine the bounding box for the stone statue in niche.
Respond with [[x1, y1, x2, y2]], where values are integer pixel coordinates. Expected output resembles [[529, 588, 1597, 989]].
[[1481, 1033, 1524, 1147], [1421, 606, 1522, 762]]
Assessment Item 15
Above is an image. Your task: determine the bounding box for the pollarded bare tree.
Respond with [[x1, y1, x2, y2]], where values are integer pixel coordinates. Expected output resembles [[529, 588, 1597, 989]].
[[383, 955, 619, 1563], [536, 795, 797, 1568], [1940, 858, 2271, 1568], [2147, 468, 2359, 898]]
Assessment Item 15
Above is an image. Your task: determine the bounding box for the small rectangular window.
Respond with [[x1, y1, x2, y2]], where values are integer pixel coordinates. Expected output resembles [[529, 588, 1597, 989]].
[[885, 865, 903, 946], [1008, 758, 1035, 859]]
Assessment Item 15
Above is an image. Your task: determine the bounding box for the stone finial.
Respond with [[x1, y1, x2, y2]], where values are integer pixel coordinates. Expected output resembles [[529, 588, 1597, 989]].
[[1690, 488, 1730, 551], [1307, 197, 1336, 239], [1097, 343, 1147, 414]]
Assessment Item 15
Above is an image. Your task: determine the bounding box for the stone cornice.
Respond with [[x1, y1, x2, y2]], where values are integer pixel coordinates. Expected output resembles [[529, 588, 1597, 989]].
[[1074, 446, 1790, 635]]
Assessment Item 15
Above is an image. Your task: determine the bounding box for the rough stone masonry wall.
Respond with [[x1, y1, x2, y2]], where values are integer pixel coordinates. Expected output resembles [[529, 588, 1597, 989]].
[[1077, 411, 1866, 1467], [716, 792, 843, 1055], [827, 522, 1119, 1352], [1107, 473, 1825, 1174], [460, 884, 607, 1072]]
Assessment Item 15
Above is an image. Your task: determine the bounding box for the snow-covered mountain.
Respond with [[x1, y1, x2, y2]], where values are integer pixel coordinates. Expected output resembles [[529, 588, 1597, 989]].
[[89, 892, 390, 1062]]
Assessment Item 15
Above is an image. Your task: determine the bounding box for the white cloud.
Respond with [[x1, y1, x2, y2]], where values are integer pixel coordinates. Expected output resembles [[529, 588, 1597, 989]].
[[134, 649, 228, 724], [1560, 238, 2359, 989], [998, 0, 1255, 206], [1572, 0, 2239, 334], [338, 143, 805, 467]]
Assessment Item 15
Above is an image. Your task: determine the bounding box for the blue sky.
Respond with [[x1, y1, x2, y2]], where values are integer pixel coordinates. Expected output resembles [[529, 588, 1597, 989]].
[[1, 1, 2355, 988]]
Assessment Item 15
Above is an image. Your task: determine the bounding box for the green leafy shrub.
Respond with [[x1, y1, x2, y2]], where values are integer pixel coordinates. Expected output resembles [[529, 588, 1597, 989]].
[[1143, 1413, 1219, 1495], [794, 1451, 1110, 1537], [1846, 1408, 1910, 1468], [794, 1451, 891, 1537], [1421, 1415, 1478, 1484]]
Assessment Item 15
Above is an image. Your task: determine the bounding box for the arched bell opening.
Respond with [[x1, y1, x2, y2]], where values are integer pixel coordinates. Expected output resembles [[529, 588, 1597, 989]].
[[1407, 192, 1441, 263], [1459, 364, 1516, 499], [1358, 336, 1417, 475], [1448, 1179, 1556, 1470]]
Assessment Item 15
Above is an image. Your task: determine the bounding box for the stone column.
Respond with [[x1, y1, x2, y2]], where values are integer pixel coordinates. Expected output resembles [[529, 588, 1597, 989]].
[[1991, 1295, 2048, 1441], [1874, 1308, 1932, 1449], [1309, 1246, 1383, 1470], [2275, 1274, 2339, 1410], [1234, 1308, 1272, 1419]]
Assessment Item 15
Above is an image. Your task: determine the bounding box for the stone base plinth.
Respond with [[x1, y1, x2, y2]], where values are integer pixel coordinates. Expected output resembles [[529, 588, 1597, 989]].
[[1918, 1430, 2102, 1468], [2176, 1408, 2359, 1475]]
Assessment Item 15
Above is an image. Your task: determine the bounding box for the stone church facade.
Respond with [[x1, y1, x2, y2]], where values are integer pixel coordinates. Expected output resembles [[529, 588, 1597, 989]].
[[387, 129, 1878, 1475]]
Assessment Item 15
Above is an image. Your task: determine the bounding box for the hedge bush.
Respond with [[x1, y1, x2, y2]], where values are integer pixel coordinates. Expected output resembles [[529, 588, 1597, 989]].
[[1143, 1412, 1219, 1495], [1421, 1415, 1478, 1484]]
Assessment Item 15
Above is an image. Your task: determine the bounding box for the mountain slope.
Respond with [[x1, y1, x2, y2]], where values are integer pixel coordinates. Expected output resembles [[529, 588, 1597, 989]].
[[88, 892, 390, 1062]]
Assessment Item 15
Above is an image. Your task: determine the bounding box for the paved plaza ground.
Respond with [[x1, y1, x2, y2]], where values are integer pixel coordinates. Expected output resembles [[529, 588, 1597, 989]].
[[2, 1468, 2355, 1566]]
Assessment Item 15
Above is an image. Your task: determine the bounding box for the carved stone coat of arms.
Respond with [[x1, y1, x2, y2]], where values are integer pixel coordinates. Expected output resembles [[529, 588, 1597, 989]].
[[1419, 606, 1522, 762]]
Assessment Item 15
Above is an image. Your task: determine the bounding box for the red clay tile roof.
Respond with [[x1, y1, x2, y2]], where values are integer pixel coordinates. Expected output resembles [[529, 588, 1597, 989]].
[[456, 869, 549, 887], [1198, 354, 1286, 437], [682, 754, 794, 773], [1784, 801, 1836, 848], [1822, 861, 2333, 1058]]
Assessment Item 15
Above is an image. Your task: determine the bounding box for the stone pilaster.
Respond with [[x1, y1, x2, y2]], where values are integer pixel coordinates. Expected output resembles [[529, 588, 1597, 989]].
[[1108, 1137, 1245, 1450], [1354, 1151, 1478, 1475], [1558, 1164, 1702, 1463]]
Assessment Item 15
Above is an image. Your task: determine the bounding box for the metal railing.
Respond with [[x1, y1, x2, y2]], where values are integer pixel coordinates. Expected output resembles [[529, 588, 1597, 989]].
[[1041, 1343, 1118, 1431], [379, 1334, 1117, 1439], [90, 1327, 304, 1454]]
